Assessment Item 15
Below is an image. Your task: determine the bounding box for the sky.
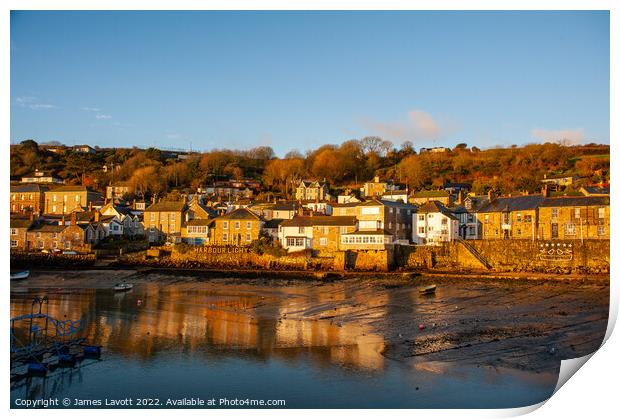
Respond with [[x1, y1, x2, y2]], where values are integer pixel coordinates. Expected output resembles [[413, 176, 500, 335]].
[[10, 11, 610, 156]]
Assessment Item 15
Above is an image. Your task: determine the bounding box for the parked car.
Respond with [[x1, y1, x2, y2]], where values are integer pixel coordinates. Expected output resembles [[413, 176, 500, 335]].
[[63, 251, 78, 255]]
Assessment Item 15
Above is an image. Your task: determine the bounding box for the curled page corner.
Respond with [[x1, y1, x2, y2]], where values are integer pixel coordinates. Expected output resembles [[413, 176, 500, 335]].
[[552, 352, 595, 395]]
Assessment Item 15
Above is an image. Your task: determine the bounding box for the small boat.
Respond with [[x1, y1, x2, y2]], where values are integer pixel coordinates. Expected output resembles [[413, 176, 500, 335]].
[[113, 282, 133, 292], [418, 285, 437, 295], [10, 270, 30, 280]]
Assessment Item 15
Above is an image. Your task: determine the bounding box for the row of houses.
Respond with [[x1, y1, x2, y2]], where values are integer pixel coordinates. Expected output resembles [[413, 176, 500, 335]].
[[10, 202, 145, 253]]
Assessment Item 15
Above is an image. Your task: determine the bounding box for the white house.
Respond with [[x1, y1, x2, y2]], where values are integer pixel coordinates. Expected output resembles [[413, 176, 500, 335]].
[[412, 201, 459, 245]]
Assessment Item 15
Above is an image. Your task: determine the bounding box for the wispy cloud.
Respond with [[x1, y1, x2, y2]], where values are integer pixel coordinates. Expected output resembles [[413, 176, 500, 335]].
[[96, 114, 112, 120], [166, 133, 180, 140], [362, 109, 444, 142], [15, 96, 56, 110], [531, 128, 584, 145], [81, 106, 101, 112]]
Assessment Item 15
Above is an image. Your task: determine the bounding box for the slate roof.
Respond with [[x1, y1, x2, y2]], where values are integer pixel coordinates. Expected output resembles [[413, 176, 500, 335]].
[[187, 219, 214, 226], [478, 195, 545, 213], [48, 185, 96, 192], [281, 216, 357, 227], [218, 208, 262, 220], [581, 186, 610, 195], [540, 196, 610, 207], [11, 184, 46, 193], [263, 219, 284, 229], [417, 201, 459, 220], [411, 190, 450, 198], [29, 223, 65, 233], [145, 201, 187, 212], [10, 218, 34, 229], [273, 202, 300, 211]]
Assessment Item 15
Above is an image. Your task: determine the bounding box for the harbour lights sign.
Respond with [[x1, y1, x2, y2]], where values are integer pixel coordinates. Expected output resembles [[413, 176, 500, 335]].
[[195, 245, 251, 254]]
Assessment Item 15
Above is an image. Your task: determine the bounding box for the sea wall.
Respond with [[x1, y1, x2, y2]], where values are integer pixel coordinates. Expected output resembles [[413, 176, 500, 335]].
[[123, 246, 335, 271], [395, 240, 609, 273], [466, 239, 610, 273]]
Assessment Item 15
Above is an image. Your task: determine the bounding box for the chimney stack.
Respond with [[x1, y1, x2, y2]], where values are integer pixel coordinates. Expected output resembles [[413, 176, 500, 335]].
[[542, 185, 550, 198], [487, 190, 494, 201], [88, 201, 93, 211], [70, 212, 76, 226], [94, 211, 100, 223], [457, 190, 463, 204]]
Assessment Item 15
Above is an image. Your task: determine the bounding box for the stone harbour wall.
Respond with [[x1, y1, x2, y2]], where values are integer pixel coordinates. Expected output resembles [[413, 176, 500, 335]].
[[466, 239, 610, 273]]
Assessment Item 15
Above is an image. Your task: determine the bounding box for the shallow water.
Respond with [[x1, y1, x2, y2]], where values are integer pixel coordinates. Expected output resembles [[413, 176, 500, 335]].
[[10, 281, 557, 408]]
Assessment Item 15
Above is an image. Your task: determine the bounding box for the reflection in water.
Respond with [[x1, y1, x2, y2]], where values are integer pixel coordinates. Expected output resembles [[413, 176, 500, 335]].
[[10, 281, 556, 408], [11, 284, 385, 369]]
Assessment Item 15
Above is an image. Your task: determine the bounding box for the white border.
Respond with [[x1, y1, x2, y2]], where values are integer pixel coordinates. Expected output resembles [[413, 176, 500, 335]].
[[2, 2, 617, 418]]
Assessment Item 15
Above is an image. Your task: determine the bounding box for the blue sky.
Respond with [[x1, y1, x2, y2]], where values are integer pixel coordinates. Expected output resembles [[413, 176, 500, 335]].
[[10, 11, 609, 156]]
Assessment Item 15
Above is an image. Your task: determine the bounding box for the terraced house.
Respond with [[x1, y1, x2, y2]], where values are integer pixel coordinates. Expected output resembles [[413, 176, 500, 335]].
[[10, 184, 47, 214], [144, 200, 187, 243], [209, 208, 263, 245], [537, 196, 610, 240], [477, 194, 545, 240], [44, 185, 103, 215], [278, 216, 357, 254]]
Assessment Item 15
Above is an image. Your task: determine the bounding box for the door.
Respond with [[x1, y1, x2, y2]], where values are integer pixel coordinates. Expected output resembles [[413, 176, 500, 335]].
[[551, 223, 558, 239]]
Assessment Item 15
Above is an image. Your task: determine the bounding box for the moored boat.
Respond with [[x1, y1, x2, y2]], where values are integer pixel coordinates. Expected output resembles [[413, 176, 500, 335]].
[[113, 282, 133, 292], [418, 284, 436, 295], [10, 270, 30, 280]]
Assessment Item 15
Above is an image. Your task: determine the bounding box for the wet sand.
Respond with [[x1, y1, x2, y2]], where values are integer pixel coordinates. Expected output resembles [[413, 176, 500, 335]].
[[11, 269, 609, 374]]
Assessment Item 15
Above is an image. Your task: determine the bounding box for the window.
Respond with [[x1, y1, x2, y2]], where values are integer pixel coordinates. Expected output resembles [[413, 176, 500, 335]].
[[246, 221, 252, 230], [598, 226, 605, 236], [418, 227, 425, 234], [52, 233, 57, 238], [565, 223, 576, 236], [598, 207, 605, 219], [298, 226, 305, 233], [53, 195, 57, 202], [319, 237, 327, 246], [484, 214, 489, 224], [245, 233, 251, 242], [222, 233, 228, 241], [516, 213, 522, 222], [441, 218, 448, 225], [36, 232, 41, 238], [467, 214, 474, 223], [63, 195, 67, 202], [10, 228, 17, 235], [52, 241, 58, 248], [10, 240, 18, 247], [75, 195, 79, 202], [516, 229, 521, 236], [150, 213, 155, 221], [170, 213, 176, 220], [524, 215, 532, 223], [234, 221, 240, 229], [574, 208, 581, 219], [551, 208, 558, 218], [363, 236, 369, 243], [222, 221, 228, 229]]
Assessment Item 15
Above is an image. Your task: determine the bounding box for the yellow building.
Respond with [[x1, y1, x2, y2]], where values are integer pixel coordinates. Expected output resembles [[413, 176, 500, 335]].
[[295, 180, 329, 201], [477, 195, 544, 240], [538, 196, 610, 240], [210, 208, 264, 245], [44, 186, 103, 215], [144, 200, 187, 243]]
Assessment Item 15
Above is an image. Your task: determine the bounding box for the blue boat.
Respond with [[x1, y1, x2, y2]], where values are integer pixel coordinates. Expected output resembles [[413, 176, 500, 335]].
[[27, 362, 47, 376]]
